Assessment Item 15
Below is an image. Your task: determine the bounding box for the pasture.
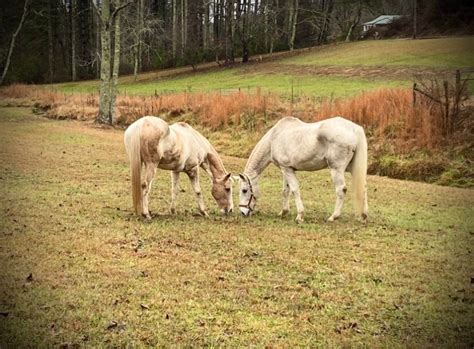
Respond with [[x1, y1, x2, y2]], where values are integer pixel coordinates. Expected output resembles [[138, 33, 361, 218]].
[[54, 37, 474, 97], [0, 107, 473, 347]]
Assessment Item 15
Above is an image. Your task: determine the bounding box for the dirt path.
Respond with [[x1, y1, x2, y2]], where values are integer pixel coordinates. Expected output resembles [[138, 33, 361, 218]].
[[236, 61, 455, 80]]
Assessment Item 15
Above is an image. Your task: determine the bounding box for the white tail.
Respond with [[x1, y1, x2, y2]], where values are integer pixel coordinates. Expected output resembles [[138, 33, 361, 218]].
[[351, 126, 368, 220], [129, 127, 142, 215]]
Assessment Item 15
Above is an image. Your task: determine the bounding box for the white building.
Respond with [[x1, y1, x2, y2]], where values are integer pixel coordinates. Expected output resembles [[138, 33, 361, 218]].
[[362, 15, 403, 32]]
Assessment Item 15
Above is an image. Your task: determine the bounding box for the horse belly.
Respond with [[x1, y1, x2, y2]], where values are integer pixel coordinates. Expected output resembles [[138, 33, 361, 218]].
[[157, 160, 183, 171], [294, 158, 327, 171]]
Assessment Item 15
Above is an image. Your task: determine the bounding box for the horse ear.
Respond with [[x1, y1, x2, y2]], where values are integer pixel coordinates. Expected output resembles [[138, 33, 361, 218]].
[[239, 173, 246, 180], [223, 173, 231, 182]]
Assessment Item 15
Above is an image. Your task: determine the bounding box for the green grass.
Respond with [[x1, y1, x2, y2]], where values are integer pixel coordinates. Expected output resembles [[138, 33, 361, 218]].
[[285, 37, 474, 68], [55, 70, 408, 98], [0, 107, 473, 347], [53, 37, 474, 98]]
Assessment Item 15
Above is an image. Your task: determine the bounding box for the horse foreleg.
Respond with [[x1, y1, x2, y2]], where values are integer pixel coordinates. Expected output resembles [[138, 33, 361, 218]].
[[187, 167, 209, 217], [283, 168, 304, 223], [170, 171, 180, 214], [279, 170, 290, 217], [142, 163, 157, 219], [328, 168, 346, 222]]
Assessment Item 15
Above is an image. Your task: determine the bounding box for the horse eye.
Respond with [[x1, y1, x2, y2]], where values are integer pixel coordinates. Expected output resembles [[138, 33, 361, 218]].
[[225, 188, 230, 192], [242, 189, 248, 194]]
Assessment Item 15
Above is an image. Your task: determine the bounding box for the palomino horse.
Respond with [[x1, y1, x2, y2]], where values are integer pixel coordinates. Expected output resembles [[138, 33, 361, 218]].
[[124, 116, 233, 219], [237, 116, 368, 222]]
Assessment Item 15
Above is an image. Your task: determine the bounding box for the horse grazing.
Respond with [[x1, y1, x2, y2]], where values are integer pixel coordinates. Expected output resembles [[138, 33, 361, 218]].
[[124, 116, 233, 219], [237, 116, 368, 222]]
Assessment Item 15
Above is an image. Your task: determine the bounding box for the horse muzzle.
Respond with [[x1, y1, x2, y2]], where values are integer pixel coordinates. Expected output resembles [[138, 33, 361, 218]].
[[239, 207, 251, 216]]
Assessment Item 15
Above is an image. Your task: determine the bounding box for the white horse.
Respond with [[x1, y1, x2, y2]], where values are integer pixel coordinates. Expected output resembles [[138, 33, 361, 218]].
[[237, 116, 368, 222], [124, 116, 233, 219]]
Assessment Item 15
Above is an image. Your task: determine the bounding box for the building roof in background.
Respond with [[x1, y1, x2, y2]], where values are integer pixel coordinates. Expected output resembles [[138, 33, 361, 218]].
[[362, 15, 403, 26]]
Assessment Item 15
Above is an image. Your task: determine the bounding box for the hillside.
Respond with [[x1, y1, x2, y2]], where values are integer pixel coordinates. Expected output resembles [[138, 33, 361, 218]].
[[55, 37, 474, 98]]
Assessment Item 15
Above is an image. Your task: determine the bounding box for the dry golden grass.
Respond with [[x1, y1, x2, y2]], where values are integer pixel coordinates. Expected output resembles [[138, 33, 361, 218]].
[[0, 84, 446, 152]]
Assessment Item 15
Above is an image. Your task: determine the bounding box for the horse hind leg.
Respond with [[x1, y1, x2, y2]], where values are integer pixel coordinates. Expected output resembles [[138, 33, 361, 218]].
[[328, 168, 346, 222], [279, 170, 290, 218], [142, 162, 157, 219], [170, 171, 180, 214]]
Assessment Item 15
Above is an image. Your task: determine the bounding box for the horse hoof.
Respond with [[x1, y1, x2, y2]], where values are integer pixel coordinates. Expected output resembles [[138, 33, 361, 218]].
[[279, 210, 289, 218], [295, 216, 304, 224], [327, 216, 335, 222], [170, 208, 176, 215], [201, 211, 210, 218]]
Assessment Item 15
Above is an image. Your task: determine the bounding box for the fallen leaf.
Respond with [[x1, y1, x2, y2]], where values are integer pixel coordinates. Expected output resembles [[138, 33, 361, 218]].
[[140, 303, 150, 310], [106, 321, 118, 330]]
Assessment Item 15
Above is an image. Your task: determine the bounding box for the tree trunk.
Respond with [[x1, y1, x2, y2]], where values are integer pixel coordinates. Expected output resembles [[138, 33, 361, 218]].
[[71, 0, 77, 81], [319, 0, 333, 45], [288, 0, 298, 51], [47, 0, 54, 83], [172, 0, 177, 61], [109, 12, 121, 119], [138, 0, 144, 72], [203, 0, 209, 50], [95, 5, 101, 79], [413, 0, 417, 39], [241, 0, 249, 62], [345, 0, 361, 42], [181, 0, 186, 58], [269, 0, 278, 55], [98, 0, 112, 124], [96, 0, 131, 125], [0, 0, 30, 85]]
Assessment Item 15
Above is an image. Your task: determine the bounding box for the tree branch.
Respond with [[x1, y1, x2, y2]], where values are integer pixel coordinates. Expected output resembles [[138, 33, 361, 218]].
[[1, 0, 31, 85], [112, 0, 135, 21]]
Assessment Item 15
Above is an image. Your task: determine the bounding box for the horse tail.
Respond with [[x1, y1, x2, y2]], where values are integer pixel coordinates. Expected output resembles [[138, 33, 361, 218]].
[[351, 125, 368, 220], [127, 125, 143, 216]]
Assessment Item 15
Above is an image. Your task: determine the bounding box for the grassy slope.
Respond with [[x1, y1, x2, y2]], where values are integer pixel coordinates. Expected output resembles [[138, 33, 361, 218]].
[[285, 37, 474, 67], [54, 37, 474, 98], [0, 108, 473, 347]]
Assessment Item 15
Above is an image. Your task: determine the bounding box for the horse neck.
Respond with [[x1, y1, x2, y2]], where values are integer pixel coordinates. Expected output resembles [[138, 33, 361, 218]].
[[207, 147, 227, 181], [244, 132, 272, 187]]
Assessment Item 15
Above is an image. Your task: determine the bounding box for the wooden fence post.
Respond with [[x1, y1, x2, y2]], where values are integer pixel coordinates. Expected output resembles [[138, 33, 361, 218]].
[[413, 82, 417, 107], [455, 70, 461, 95], [443, 80, 450, 135]]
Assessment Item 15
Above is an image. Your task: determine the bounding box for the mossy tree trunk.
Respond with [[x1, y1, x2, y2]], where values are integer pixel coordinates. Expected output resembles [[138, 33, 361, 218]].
[[94, 0, 132, 125]]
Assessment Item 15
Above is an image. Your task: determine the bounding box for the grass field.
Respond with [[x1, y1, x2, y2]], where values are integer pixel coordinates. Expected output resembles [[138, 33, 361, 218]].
[[0, 107, 473, 347], [56, 69, 408, 98], [53, 37, 474, 98], [284, 37, 474, 68]]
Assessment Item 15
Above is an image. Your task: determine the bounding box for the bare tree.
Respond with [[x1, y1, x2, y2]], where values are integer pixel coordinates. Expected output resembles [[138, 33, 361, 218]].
[[93, 0, 133, 125], [288, 0, 299, 51], [334, 0, 363, 42], [0, 0, 31, 85]]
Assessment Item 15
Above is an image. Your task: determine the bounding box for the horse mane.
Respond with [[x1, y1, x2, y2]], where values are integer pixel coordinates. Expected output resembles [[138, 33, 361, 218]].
[[207, 147, 228, 180], [244, 128, 273, 179]]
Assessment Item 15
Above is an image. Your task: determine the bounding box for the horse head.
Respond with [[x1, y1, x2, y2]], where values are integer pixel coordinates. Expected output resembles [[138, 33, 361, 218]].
[[211, 173, 233, 214]]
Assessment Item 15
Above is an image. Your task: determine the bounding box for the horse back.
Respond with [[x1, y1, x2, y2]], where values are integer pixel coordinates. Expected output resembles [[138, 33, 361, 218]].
[[135, 116, 171, 163]]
